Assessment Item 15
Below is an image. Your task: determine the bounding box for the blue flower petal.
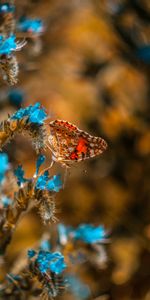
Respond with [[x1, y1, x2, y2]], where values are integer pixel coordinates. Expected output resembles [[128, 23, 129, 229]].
[[67, 274, 90, 300], [36, 251, 66, 275], [74, 224, 106, 244], [0, 153, 9, 183], [40, 240, 51, 251], [28, 249, 36, 258], [1, 196, 12, 208], [0, 35, 17, 55], [14, 165, 27, 186], [18, 17, 44, 34], [47, 175, 62, 192], [0, 3, 15, 13], [36, 154, 46, 175], [8, 89, 25, 107], [11, 103, 47, 124], [35, 171, 49, 190]]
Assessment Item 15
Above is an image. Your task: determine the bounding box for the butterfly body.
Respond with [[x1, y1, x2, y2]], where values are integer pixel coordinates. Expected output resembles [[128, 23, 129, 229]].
[[48, 120, 107, 166]]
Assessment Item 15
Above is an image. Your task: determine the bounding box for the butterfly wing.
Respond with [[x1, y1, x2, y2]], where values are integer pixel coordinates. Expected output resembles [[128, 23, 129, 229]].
[[49, 120, 107, 163]]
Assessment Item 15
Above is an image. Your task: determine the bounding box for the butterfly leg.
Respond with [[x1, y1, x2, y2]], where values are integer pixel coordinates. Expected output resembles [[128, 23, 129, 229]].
[[38, 160, 54, 176]]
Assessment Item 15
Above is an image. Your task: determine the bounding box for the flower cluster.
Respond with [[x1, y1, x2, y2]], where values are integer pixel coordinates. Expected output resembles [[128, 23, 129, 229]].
[[36, 173, 63, 192], [11, 102, 47, 125], [14, 155, 62, 192], [17, 17, 44, 34], [0, 103, 47, 152], [0, 1, 26, 85], [28, 249, 66, 275]]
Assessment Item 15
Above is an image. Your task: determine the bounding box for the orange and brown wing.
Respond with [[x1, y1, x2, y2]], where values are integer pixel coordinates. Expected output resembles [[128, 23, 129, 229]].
[[49, 120, 108, 162]]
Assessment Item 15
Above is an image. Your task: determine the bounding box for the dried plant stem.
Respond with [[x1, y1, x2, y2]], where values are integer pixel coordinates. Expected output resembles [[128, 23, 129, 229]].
[[0, 181, 34, 255]]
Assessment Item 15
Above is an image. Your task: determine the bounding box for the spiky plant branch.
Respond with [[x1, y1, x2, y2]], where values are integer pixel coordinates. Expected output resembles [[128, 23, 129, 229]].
[[0, 104, 59, 255], [0, 249, 66, 300], [0, 115, 46, 152], [0, 181, 33, 255]]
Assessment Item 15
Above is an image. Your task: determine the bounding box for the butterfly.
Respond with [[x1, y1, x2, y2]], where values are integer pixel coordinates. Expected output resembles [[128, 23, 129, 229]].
[[47, 120, 108, 167]]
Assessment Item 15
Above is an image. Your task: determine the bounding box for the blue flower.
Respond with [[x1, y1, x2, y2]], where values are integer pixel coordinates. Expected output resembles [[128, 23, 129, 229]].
[[35, 173, 62, 192], [11, 103, 47, 125], [47, 175, 62, 192], [136, 45, 150, 63], [0, 35, 18, 55], [73, 224, 106, 244], [49, 255, 66, 275], [29, 105, 47, 125], [58, 223, 69, 245], [1, 196, 12, 208], [40, 240, 51, 251], [11, 107, 26, 120], [36, 250, 66, 275], [28, 249, 36, 258], [18, 17, 44, 34], [0, 153, 9, 183], [67, 274, 90, 300], [36, 154, 45, 175], [8, 88, 25, 107], [0, 3, 15, 13], [14, 165, 27, 186], [35, 171, 49, 190]]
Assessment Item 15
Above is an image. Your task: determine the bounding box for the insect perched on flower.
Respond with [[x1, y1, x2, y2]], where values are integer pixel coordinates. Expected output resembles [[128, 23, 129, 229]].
[[47, 120, 108, 167]]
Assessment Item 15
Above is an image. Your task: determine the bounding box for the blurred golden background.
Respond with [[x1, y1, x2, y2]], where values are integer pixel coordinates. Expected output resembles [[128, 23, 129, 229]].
[[0, 0, 150, 299]]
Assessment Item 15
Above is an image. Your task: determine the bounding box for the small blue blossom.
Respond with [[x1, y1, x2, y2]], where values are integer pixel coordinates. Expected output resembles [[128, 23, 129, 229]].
[[0, 35, 18, 55], [0, 3, 15, 13], [37, 251, 66, 274], [49, 255, 66, 275], [18, 17, 44, 34], [1, 196, 12, 208], [0, 153, 9, 183], [11, 103, 47, 125], [36, 155, 46, 175], [28, 249, 36, 258], [67, 274, 90, 300], [47, 175, 62, 192], [14, 165, 27, 186], [35, 171, 49, 190], [29, 103, 47, 125], [58, 223, 69, 245], [40, 240, 51, 251], [29, 250, 66, 275], [136, 45, 150, 63], [11, 107, 26, 120], [73, 224, 106, 244], [35, 173, 62, 192], [8, 88, 25, 107]]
